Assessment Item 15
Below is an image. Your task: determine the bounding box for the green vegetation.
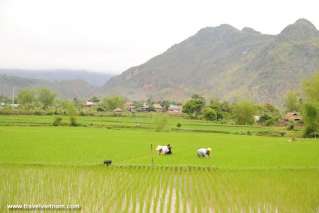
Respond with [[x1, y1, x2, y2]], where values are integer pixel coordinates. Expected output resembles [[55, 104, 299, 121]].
[[303, 103, 319, 137], [1, 19, 319, 212], [302, 72, 319, 137], [0, 86, 290, 131], [100, 96, 125, 111], [52, 116, 63, 126], [0, 95, 11, 104], [256, 103, 281, 126], [203, 107, 217, 121], [0, 126, 318, 168], [182, 94, 206, 118], [303, 72, 319, 102], [232, 101, 256, 125], [1, 165, 318, 213], [284, 91, 302, 112], [69, 116, 78, 127], [1, 72, 319, 212], [37, 88, 56, 109], [17, 88, 56, 110], [0, 114, 318, 211], [0, 114, 289, 136], [152, 114, 169, 132], [17, 89, 36, 110]]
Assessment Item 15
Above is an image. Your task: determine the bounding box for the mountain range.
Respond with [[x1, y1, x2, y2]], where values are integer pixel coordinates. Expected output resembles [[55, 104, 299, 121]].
[[0, 70, 112, 99], [1, 19, 319, 105], [0, 69, 112, 87], [103, 19, 319, 105]]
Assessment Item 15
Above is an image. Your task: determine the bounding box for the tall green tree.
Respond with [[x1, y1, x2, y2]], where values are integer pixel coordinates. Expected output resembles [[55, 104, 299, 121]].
[[303, 72, 319, 102], [0, 96, 11, 104], [284, 91, 302, 112], [302, 72, 319, 137], [62, 100, 77, 115], [100, 96, 125, 111], [303, 103, 319, 137], [37, 88, 56, 109], [207, 99, 230, 120], [17, 89, 36, 109], [256, 103, 281, 126], [89, 96, 100, 103], [203, 107, 217, 121], [182, 94, 206, 118], [160, 100, 170, 112], [232, 101, 256, 125]]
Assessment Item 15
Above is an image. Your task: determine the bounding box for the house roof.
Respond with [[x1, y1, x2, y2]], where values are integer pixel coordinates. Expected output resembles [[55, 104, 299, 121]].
[[113, 107, 123, 112], [168, 104, 181, 110], [153, 104, 162, 109], [285, 112, 302, 121], [85, 101, 95, 106]]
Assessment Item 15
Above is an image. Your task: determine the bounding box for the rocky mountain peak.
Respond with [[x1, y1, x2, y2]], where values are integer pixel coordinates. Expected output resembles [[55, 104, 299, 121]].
[[242, 27, 261, 35], [103, 19, 319, 104], [279, 18, 318, 40]]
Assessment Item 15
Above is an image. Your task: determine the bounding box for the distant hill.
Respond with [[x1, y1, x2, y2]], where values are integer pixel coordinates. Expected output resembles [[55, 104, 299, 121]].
[[103, 19, 319, 105], [0, 74, 98, 99], [0, 69, 112, 87]]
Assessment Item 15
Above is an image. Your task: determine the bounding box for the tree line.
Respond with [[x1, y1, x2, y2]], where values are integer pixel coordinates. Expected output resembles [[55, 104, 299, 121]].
[[182, 71, 319, 137], [182, 94, 280, 126], [1, 71, 319, 137]]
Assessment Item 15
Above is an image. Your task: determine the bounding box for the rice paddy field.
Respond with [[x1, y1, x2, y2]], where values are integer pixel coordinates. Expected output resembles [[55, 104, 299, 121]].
[[0, 114, 286, 135], [0, 115, 319, 212]]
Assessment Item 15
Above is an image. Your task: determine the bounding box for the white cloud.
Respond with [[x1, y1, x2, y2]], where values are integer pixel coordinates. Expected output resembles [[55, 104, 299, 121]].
[[0, 0, 318, 73]]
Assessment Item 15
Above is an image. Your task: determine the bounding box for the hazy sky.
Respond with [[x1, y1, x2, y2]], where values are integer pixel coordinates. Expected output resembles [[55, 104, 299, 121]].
[[0, 0, 318, 74]]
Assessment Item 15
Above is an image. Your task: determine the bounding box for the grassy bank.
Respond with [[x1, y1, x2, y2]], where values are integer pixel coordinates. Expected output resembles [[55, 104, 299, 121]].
[[0, 114, 289, 136]]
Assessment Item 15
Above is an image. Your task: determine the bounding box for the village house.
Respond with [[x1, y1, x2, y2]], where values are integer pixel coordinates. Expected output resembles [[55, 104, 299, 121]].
[[84, 100, 96, 107], [153, 103, 163, 112], [168, 104, 182, 114], [113, 107, 123, 115], [10, 103, 19, 108], [126, 102, 135, 112], [284, 112, 303, 122], [254, 115, 261, 122], [141, 103, 150, 112]]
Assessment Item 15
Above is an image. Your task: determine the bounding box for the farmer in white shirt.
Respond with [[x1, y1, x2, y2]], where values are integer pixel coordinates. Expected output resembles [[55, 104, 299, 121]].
[[156, 144, 172, 155], [197, 147, 212, 158]]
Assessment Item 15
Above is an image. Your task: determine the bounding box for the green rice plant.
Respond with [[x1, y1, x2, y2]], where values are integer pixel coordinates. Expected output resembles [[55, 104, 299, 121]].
[[2, 166, 319, 212], [0, 114, 290, 136], [52, 116, 63, 126], [69, 116, 78, 126], [1, 126, 317, 168]]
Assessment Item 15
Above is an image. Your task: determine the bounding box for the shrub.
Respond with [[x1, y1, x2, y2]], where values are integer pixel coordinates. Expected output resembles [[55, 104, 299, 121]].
[[176, 122, 182, 128], [52, 117, 63, 126], [256, 131, 286, 137], [34, 110, 44, 115], [153, 115, 168, 132], [264, 119, 276, 126], [69, 116, 79, 127], [100, 96, 125, 111], [203, 107, 217, 121], [304, 126, 319, 138], [182, 95, 206, 118], [303, 103, 319, 138], [232, 101, 256, 125], [287, 121, 295, 130]]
